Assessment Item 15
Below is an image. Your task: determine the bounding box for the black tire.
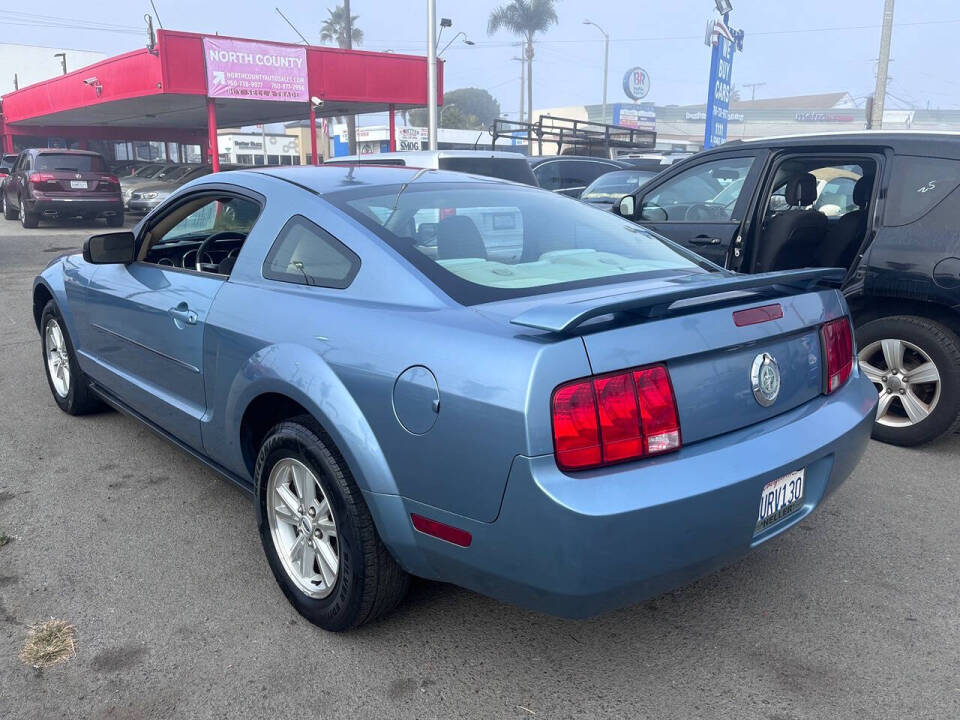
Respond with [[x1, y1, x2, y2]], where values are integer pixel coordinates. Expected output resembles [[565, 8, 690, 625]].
[[856, 315, 960, 446], [255, 415, 409, 631], [19, 197, 38, 228], [39, 300, 103, 415], [2, 193, 17, 220], [106, 212, 124, 228]]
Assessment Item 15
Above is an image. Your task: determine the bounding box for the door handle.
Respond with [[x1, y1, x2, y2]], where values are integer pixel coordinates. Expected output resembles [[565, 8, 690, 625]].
[[169, 303, 197, 327], [690, 235, 722, 246]]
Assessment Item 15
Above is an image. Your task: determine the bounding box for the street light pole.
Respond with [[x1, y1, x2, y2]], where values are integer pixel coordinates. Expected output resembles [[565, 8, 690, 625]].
[[584, 20, 609, 122], [427, 0, 438, 150], [871, 0, 895, 130]]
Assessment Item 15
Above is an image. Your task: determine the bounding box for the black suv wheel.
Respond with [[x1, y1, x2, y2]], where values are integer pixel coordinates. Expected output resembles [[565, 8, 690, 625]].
[[856, 315, 960, 446]]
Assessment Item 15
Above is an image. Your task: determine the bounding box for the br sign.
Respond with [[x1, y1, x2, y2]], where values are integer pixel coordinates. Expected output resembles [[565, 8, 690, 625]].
[[622, 67, 650, 101], [202, 37, 308, 102]]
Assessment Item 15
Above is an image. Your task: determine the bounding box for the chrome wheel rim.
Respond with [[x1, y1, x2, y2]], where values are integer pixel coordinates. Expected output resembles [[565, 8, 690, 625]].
[[44, 319, 71, 398], [267, 458, 340, 599], [859, 338, 941, 428]]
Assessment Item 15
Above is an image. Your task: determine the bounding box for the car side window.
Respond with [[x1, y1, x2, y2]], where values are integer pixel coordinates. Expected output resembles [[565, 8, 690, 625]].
[[885, 155, 960, 226], [559, 161, 615, 190], [534, 162, 560, 190], [262, 215, 360, 289], [639, 157, 754, 222], [21, 154, 31, 172]]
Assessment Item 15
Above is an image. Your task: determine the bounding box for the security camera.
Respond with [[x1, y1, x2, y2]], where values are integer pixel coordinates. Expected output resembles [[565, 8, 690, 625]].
[[311, 96, 323, 107], [82, 77, 99, 86]]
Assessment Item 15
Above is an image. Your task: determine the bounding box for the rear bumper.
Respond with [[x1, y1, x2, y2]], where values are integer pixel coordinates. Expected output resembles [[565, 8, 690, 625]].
[[26, 194, 123, 217], [368, 371, 877, 618]]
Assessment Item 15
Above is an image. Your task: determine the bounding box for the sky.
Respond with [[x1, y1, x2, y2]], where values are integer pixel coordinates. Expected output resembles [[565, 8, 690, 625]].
[[6, 0, 960, 118]]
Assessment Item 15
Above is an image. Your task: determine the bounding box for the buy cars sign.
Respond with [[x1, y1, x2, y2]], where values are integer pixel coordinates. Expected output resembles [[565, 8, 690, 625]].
[[203, 37, 308, 102]]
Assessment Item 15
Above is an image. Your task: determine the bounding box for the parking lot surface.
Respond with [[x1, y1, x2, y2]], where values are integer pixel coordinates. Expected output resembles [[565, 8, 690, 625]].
[[1, 218, 958, 720]]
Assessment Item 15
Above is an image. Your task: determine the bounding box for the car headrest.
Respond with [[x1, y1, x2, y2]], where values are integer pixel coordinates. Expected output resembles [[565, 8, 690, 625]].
[[437, 215, 487, 260], [853, 176, 872, 207], [785, 173, 818, 206]]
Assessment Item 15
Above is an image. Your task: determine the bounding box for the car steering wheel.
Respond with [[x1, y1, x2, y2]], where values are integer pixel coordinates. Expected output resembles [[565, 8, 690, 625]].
[[684, 203, 722, 221], [194, 231, 246, 273]]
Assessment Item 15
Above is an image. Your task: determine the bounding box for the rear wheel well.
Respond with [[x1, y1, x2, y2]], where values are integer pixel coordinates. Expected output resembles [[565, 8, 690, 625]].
[[849, 296, 960, 338], [33, 284, 53, 331]]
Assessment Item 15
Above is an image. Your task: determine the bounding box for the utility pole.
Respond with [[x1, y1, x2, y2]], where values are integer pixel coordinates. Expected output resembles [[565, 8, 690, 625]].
[[427, 0, 438, 150], [583, 21, 609, 122], [512, 56, 524, 122], [742, 81, 765, 101], [344, 0, 357, 154], [871, 0, 895, 129], [54, 53, 67, 75]]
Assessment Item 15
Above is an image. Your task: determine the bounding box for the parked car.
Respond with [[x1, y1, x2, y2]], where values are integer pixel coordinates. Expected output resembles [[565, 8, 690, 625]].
[[326, 150, 538, 186], [579, 169, 658, 209], [527, 155, 637, 197], [33, 164, 875, 631], [0, 152, 18, 174], [2, 149, 123, 228], [126, 165, 219, 214], [121, 164, 190, 205], [614, 131, 960, 446]]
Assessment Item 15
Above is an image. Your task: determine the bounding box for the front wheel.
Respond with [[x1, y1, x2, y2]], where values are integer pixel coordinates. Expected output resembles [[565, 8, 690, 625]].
[[19, 197, 38, 228], [39, 300, 103, 415], [255, 416, 409, 631], [2, 193, 17, 220], [856, 315, 960, 446]]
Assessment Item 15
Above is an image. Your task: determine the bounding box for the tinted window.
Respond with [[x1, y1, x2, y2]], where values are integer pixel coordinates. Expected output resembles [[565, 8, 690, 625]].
[[558, 161, 617, 189], [581, 170, 656, 202], [263, 215, 360, 289], [885, 155, 960, 226], [35, 153, 105, 172], [640, 157, 754, 221], [439, 157, 536, 185], [329, 182, 710, 304]]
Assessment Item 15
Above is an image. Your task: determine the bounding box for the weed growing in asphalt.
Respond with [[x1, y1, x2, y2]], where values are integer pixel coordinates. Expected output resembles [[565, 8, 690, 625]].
[[19, 620, 77, 669]]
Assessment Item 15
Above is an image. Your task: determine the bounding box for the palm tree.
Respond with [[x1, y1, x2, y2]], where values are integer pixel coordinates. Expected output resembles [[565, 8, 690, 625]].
[[488, 0, 558, 124], [320, 3, 362, 154], [320, 5, 364, 48]]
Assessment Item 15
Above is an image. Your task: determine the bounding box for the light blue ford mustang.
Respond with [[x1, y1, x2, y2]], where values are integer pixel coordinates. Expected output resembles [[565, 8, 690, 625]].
[[32, 165, 878, 631]]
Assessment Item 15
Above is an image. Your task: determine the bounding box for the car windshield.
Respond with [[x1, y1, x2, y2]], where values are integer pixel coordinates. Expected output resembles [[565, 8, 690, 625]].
[[156, 166, 189, 180], [35, 153, 105, 172], [329, 182, 710, 304], [581, 171, 657, 202]]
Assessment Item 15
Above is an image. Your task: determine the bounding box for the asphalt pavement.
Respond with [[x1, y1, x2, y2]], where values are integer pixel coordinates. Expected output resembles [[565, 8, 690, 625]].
[[0, 216, 957, 720]]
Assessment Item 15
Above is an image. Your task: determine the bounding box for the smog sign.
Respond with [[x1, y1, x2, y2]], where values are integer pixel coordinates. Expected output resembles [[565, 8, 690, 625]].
[[623, 67, 651, 101], [203, 37, 308, 102]]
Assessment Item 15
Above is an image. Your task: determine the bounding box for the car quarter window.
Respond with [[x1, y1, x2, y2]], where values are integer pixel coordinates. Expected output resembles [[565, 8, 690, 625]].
[[262, 215, 360, 289], [640, 157, 755, 222], [885, 155, 960, 226]]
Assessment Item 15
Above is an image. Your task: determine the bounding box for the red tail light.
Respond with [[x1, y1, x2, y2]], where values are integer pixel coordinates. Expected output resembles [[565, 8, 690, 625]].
[[552, 365, 681, 471], [28, 172, 57, 185], [99, 175, 119, 184], [821, 317, 853, 394]]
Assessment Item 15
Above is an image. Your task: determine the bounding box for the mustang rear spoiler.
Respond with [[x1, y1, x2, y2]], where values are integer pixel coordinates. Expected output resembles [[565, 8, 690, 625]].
[[510, 268, 845, 334]]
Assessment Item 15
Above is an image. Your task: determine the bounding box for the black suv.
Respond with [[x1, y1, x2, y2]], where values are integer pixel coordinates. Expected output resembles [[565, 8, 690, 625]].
[[615, 132, 960, 446]]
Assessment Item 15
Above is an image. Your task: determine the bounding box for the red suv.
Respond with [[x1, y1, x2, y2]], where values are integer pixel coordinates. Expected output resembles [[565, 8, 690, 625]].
[[1, 149, 123, 228]]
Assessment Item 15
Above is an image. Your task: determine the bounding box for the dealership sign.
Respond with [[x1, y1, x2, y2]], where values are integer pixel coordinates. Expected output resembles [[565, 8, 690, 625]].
[[202, 37, 308, 102], [622, 67, 650, 101], [703, 17, 744, 148]]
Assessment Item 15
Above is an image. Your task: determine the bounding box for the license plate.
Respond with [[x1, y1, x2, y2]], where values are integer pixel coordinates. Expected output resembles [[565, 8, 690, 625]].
[[70, 180, 87, 189], [755, 469, 805, 533]]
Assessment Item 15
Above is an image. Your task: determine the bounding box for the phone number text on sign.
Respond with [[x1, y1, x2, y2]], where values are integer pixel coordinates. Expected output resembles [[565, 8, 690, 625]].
[[203, 37, 309, 103]]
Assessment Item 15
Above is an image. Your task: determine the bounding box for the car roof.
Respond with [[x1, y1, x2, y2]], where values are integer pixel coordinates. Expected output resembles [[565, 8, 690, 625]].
[[30, 148, 102, 156], [526, 155, 628, 166], [241, 164, 522, 195], [703, 131, 960, 159], [329, 149, 529, 164]]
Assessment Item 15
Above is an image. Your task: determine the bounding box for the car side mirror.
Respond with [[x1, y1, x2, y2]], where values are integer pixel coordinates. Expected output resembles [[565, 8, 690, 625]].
[[83, 231, 136, 264], [617, 195, 635, 217]]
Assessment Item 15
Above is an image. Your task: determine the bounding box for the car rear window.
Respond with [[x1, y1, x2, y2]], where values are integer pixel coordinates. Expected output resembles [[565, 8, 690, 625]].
[[438, 157, 537, 186], [328, 181, 710, 304], [885, 155, 960, 226], [35, 153, 105, 172]]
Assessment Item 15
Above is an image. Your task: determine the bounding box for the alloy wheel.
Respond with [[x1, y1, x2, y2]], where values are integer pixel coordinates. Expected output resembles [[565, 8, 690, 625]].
[[266, 458, 340, 598], [44, 319, 71, 398], [858, 338, 941, 427]]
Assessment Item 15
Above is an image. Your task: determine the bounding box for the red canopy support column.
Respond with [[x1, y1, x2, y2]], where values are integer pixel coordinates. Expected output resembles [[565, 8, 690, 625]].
[[389, 104, 396, 152], [309, 105, 319, 165], [206, 98, 220, 172]]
